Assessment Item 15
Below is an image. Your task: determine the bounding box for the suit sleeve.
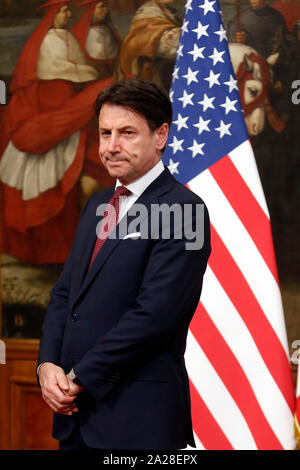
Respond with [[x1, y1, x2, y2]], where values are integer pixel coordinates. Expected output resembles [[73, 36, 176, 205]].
[[73, 200, 211, 400], [37, 197, 92, 369]]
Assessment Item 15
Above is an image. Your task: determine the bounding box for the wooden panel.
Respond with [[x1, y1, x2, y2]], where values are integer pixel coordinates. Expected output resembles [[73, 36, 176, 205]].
[[24, 391, 57, 450], [0, 339, 58, 450]]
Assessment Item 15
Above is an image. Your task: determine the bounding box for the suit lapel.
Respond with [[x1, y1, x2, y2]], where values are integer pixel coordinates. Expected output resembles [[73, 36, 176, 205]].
[[70, 187, 114, 307], [71, 168, 175, 310]]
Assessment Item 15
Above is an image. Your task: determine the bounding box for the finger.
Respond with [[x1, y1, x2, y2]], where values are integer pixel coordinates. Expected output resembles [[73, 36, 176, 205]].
[[57, 402, 79, 415], [43, 392, 69, 411], [51, 385, 77, 404], [46, 396, 78, 414], [56, 371, 70, 394], [44, 386, 77, 409], [66, 382, 84, 396]]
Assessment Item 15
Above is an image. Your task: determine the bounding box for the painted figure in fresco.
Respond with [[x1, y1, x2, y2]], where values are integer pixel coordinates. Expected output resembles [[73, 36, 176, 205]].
[[0, 0, 115, 265], [117, 0, 181, 90], [227, 0, 288, 57], [229, 42, 280, 135], [72, 0, 121, 78], [71, 0, 122, 203], [227, 0, 294, 134]]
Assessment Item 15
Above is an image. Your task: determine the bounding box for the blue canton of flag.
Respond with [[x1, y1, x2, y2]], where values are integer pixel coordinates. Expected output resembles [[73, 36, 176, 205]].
[[163, 0, 249, 184]]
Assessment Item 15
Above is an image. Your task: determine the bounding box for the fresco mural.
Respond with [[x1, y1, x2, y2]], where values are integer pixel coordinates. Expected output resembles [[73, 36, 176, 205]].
[[0, 0, 299, 346]]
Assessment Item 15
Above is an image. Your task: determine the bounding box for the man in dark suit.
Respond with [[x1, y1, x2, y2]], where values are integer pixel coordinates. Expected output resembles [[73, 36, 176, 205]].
[[37, 79, 211, 450]]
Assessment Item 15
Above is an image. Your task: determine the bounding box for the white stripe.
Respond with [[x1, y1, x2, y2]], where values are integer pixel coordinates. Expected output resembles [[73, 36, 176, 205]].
[[188, 170, 289, 353], [228, 140, 269, 218], [201, 266, 295, 449], [185, 331, 257, 450]]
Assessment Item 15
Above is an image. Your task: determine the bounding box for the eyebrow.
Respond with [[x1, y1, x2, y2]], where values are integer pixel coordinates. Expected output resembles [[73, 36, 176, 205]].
[[99, 125, 137, 131]]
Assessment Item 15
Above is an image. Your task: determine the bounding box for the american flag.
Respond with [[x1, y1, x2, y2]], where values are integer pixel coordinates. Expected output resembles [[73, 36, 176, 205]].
[[162, 0, 296, 449]]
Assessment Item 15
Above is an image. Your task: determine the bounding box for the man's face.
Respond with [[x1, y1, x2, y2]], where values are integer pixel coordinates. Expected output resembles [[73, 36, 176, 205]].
[[98, 103, 168, 185], [54, 5, 72, 28], [93, 2, 108, 24], [249, 0, 265, 10]]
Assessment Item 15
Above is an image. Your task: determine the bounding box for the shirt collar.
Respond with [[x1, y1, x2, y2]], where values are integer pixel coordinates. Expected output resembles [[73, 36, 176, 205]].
[[115, 160, 164, 197]]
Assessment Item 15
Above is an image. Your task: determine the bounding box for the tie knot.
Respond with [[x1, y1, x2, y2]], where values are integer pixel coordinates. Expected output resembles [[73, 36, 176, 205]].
[[114, 186, 131, 199]]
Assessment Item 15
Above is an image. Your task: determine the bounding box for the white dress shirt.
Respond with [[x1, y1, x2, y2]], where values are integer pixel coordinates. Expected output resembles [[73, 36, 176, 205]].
[[115, 159, 164, 223]]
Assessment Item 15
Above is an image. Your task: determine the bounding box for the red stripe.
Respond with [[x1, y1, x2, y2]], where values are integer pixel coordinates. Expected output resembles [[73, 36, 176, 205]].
[[190, 303, 283, 449], [189, 380, 234, 450], [209, 225, 295, 414], [296, 397, 300, 424], [209, 155, 279, 284]]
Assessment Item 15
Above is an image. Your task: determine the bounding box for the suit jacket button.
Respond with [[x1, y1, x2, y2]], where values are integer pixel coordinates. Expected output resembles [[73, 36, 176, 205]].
[[71, 313, 78, 322]]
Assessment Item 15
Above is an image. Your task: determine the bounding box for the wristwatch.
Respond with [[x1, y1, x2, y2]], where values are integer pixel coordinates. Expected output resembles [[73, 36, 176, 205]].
[[68, 368, 82, 385]]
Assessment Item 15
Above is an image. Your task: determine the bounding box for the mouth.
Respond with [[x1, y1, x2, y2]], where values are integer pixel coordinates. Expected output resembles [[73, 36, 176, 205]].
[[107, 158, 127, 167]]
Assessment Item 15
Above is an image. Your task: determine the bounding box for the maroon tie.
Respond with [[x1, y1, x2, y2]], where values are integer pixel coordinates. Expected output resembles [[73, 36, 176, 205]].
[[89, 186, 131, 269]]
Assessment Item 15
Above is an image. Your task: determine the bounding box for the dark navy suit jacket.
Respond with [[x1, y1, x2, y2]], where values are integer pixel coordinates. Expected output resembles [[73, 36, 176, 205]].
[[38, 167, 211, 450]]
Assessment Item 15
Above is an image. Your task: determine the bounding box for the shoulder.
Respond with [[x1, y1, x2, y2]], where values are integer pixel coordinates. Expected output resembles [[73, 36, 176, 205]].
[[163, 171, 208, 207], [267, 5, 286, 22], [40, 29, 72, 50]]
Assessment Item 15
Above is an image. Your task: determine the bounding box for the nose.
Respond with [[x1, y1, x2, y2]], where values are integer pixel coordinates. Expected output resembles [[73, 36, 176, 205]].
[[107, 133, 121, 153]]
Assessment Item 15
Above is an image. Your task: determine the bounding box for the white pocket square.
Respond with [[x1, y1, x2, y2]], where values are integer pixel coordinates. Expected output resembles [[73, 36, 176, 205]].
[[123, 232, 141, 240]]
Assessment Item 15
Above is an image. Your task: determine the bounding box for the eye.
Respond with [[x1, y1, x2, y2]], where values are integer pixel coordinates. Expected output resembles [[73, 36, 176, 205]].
[[123, 130, 134, 136], [248, 87, 259, 98], [100, 131, 111, 138]]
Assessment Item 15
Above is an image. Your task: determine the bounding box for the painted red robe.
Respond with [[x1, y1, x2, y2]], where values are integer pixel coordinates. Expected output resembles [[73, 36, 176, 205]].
[[0, 5, 114, 263]]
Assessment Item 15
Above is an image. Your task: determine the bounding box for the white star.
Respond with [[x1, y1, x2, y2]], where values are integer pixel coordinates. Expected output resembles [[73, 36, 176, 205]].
[[220, 96, 238, 114], [188, 44, 205, 62], [168, 136, 184, 154], [214, 24, 227, 42], [199, 0, 215, 15], [215, 120, 232, 138], [185, 0, 193, 12], [193, 116, 211, 134], [224, 74, 238, 93], [209, 48, 225, 66], [181, 19, 189, 35], [168, 158, 180, 175], [169, 90, 174, 103], [172, 66, 179, 81], [192, 21, 209, 40], [204, 69, 220, 88], [176, 43, 184, 58], [178, 90, 194, 108], [173, 113, 189, 131], [188, 139, 205, 158], [198, 93, 215, 111], [183, 67, 199, 85]]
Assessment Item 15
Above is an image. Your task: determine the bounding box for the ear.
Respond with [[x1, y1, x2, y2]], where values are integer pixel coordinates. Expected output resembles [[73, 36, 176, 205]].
[[155, 123, 169, 151]]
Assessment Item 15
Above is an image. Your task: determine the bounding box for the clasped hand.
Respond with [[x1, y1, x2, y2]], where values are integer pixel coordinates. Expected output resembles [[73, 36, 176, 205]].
[[39, 362, 84, 416]]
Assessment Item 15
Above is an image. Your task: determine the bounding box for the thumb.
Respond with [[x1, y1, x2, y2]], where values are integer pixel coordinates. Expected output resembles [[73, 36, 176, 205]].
[[57, 371, 70, 392]]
